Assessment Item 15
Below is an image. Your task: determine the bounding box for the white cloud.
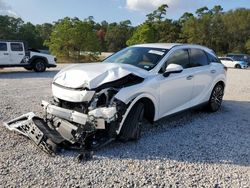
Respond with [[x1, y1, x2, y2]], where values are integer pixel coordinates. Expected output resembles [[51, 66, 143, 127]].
[[0, 0, 18, 17], [126, 0, 208, 14]]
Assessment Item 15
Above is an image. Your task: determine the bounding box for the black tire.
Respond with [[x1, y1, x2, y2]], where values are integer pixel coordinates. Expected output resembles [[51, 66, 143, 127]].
[[24, 67, 33, 71], [119, 102, 144, 142], [235, 64, 241, 69], [206, 84, 224, 112], [33, 59, 46, 72]]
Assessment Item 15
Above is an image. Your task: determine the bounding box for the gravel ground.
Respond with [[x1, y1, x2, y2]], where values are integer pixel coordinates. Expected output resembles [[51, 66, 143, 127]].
[[0, 65, 249, 187]]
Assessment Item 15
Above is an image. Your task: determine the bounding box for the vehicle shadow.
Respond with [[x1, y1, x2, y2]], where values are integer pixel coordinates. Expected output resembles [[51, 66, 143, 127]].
[[93, 100, 250, 167], [0, 70, 59, 79]]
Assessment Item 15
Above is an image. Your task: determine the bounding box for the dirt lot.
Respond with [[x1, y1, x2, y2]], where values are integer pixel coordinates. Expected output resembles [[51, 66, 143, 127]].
[[0, 65, 249, 187]]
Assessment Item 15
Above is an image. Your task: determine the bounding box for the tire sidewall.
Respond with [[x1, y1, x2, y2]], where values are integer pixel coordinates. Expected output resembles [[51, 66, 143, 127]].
[[34, 59, 46, 72], [119, 102, 144, 141], [208, 84, 224, 112]]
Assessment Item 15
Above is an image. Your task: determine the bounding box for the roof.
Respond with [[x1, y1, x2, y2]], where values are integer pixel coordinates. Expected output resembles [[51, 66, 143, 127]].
[[133, 43, 181, 49], [132, 43, 213, 52]]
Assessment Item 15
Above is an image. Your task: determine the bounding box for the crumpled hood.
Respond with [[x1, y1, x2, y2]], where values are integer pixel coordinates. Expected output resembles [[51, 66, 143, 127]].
[[53, 63, 148, 89]]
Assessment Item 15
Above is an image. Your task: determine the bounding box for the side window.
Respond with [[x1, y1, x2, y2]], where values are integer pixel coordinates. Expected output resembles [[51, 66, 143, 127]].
[[206, 52, 221, 63], [0, 43, 7, 51], [165, 49, 189, 69], [190, 48, 209, 67], [10, 43, 23, 51]]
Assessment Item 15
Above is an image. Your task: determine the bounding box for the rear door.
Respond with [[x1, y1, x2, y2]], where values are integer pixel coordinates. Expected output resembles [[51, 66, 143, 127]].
[[189, 48, 216, 103], [0, 42, 10, 65], [10, 42, 25, 64]]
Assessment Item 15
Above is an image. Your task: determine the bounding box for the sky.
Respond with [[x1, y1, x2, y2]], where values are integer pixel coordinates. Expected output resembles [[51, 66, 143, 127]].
[[0, 0, 249, 25]]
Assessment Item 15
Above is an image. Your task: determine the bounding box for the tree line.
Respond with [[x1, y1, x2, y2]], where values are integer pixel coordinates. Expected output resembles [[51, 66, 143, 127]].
[[0, 5, 249, 60]]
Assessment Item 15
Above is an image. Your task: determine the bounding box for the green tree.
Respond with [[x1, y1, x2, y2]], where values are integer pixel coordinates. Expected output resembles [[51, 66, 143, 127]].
[[45, 17, 99, 58], [105, 20, 133, 51], [126, 23, 157, 45], [146, 4, 168, 22], [19, 22, 41, 48], [0, 15, 23, 39]]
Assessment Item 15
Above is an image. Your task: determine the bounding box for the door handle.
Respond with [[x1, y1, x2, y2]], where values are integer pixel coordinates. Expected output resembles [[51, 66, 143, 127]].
[[210, 70, 216, 74], [186, 75, 194, 80], [3, 53, 9, 55], [18, 53, 24, 55]]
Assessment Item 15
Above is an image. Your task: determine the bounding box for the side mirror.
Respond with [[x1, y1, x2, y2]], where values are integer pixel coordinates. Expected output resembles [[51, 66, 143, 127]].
[[163, 64, 183, 77]]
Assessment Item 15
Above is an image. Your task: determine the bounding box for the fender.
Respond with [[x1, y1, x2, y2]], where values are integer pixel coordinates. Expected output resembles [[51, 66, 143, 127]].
[[29, 55, 49, 65], [115, 93, 158, 134]]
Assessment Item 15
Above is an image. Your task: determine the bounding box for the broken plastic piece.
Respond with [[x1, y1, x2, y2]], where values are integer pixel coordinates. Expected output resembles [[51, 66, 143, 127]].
[[88, 107, 116, 120], [4, 112, 64, 155]]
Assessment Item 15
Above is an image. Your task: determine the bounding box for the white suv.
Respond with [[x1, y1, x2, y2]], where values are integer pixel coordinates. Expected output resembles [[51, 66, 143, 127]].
[[4, 43, 227, 154], [219, 57, 248, 69], [0, 40, 57, 72]]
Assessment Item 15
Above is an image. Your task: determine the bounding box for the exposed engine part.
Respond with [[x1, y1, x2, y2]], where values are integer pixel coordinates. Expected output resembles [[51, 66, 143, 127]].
[[52, 117, 78, 144]]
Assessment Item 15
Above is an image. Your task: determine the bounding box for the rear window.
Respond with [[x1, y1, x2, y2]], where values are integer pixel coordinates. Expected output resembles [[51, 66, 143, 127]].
[[189, 48, 209, 67], [10, 43, 23, 51], [0, 43, 7, 51]]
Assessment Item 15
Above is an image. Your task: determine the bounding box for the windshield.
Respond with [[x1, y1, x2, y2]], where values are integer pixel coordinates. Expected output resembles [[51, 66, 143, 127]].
[[103, 47, 169, 71]]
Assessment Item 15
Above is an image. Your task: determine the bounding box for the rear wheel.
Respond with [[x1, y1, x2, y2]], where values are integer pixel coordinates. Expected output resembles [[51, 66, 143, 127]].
[[119, 103, 144, 142], [33, 59, 46, 72], [207, 84, 224, 112]]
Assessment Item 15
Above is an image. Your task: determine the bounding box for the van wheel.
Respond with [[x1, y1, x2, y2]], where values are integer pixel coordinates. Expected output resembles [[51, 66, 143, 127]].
[[207, 84, 224, 112], [119, 103, 144, 142], [235, 64, 241, 69], [34, 59, 46, 72]]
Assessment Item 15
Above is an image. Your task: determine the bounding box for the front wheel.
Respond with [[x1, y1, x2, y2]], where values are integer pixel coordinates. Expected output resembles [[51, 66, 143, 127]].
[[34, 59, 46, 72], [206, 84, 224, 112], [119, 103, 144, 142]]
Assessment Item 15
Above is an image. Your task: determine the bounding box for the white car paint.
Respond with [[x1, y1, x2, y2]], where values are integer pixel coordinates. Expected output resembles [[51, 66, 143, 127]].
[[53, 43, 226, 131], [0, 40, 57, 71], [53, 63, 148, 90], [219, 57, 248, 69]]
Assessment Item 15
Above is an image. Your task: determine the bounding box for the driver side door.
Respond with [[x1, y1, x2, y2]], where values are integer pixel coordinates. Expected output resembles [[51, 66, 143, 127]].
[[158, 49, 194, 118]]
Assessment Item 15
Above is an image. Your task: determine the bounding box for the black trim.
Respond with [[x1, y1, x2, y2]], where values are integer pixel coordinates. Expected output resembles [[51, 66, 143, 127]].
[[163, 69, 183, 77], [154, 101, 209, 123]]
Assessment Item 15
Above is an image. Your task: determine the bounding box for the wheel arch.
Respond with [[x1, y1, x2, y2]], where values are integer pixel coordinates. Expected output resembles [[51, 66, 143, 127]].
[[30, 56, 48, 66], [116, 93, 157, 135], [216, 80, 225, 88]]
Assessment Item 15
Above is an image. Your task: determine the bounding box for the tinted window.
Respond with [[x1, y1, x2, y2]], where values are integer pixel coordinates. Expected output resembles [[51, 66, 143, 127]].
[[0, 43, 7, 51], [190, 49, 209, 67], [166, 49, 189, 69], [10, 43, 23, 51], [207, 52, 220, 63]]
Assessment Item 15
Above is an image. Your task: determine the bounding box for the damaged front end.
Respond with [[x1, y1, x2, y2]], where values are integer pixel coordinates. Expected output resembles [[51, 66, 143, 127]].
[[4, 68, 143, 157]]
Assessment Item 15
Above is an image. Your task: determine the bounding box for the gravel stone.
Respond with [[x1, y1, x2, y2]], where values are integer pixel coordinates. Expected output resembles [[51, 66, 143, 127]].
[[0, 65, 249, 187]]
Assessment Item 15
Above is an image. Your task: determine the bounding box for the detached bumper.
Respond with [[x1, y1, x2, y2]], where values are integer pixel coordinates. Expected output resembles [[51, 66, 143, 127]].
[[4, 112, 64, 154]]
